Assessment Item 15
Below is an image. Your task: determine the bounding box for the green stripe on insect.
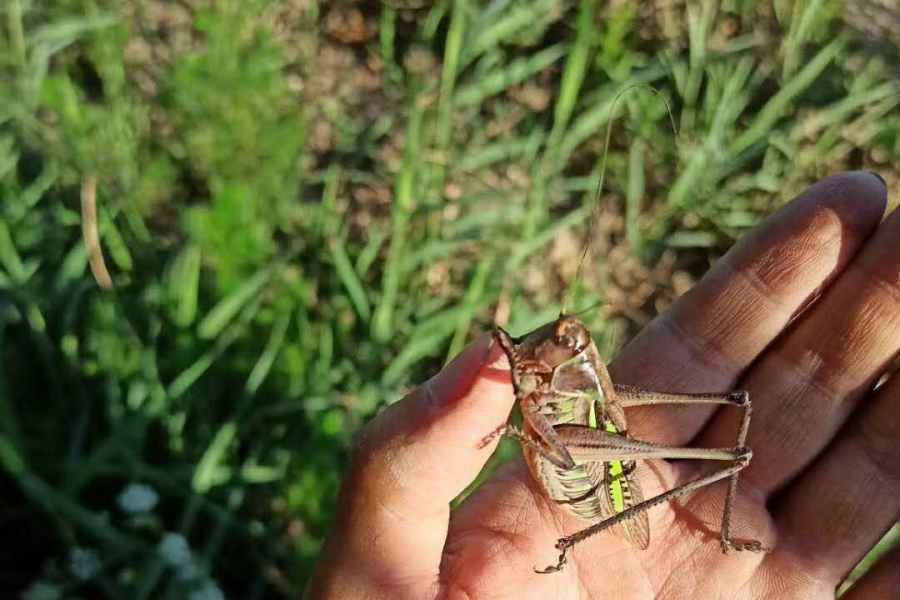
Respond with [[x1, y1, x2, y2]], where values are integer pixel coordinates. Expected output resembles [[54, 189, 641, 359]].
[[603, 420, 626, 513], [608, 460, 626, 512]]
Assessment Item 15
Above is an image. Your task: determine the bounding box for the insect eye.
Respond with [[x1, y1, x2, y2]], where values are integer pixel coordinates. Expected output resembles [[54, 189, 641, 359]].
[[557, 333, 584, 353], [568, 328, 589, 353], [555, 319, 589, 353]]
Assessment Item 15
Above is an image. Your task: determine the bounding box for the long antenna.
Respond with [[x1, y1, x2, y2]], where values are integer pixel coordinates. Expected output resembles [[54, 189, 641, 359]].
[[560, 83, 678, 317]]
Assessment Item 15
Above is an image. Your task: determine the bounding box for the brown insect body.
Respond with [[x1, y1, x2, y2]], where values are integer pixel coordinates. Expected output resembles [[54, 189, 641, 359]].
[[492, 315, 765, 572], [506, 317, 649, 547]]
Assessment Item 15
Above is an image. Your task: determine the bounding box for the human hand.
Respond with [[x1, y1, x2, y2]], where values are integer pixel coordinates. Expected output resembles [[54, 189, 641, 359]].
[[304, 172, 898, 599]]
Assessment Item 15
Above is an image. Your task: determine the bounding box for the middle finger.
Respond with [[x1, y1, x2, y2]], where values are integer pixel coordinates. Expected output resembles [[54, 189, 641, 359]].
[[612, 172, 887, 446], [698, 202, 899, 498]]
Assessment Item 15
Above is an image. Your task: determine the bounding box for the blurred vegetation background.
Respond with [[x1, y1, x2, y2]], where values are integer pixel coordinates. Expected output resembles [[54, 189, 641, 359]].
[[1, 0, 898, 598]]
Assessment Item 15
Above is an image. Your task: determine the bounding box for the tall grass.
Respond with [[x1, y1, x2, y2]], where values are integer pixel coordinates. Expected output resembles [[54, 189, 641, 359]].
[[1, 0, 897, 597]]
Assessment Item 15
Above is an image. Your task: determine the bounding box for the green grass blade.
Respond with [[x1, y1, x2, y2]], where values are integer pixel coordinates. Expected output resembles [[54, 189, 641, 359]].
[[354, 225, 385, 278], [245, 312, 290, 395], [330, 236, 371, 323], [462, 0, 554, 64], [401, 239, 467, 275], [192, 422, 237, 493], [169, 300, 261, 399], [241, 460, 286, 484], [838, 524, 900, 596], [0, 221, 26, 283], [430, 0, 468, 205], [546, 0, 599, 157], [372, 99, 423, 343], [380, 5, 399, 83], [506, 203, 592, 274], [6, 460, 142, 552], [423, 0, 450, 41], [625, 137, 645, 253], [314, 321, 334, 382], [781, 0, 831, 80], [679, 0, 716, 130], [27, 14, 118, 50], [197, 269, 270, 340], [800, 81, 899, 138], [556, 66, 669, 169], [452, 128, 543, 172], [166, 245, 201, 327], [730, 36, 845, 155], [318, 164, 341, 239], [7, 0, 26, 66], [99, 209, 133, 272], [53, 243, 88, 294], [382, 324, 461, 389], [665, 230, 719, 248], [454, 43, 568, 108], [166, 350, 217, 401], [445, 252, 493, 362]]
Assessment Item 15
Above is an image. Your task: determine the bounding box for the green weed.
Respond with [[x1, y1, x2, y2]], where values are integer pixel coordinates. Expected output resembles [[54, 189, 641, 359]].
[[1, 0, 897, 597]]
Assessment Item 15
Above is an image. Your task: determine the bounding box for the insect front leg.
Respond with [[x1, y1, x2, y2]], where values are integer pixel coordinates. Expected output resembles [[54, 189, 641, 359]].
[[484, 327, 576, 469], [478, 421, 546, 455], [519, 393, 577, 469], [479, 393, 576, 470], [492, 327, 520, 392], [479, 327, 537, 448]]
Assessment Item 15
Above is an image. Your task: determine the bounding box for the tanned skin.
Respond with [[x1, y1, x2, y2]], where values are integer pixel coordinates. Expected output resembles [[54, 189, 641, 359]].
[[305, 172, 898, 600]]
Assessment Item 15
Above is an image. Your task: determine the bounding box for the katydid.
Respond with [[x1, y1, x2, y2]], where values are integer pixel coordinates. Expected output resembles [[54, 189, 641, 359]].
[[478, 86, 767, 573], [484, 317, 768, 573]]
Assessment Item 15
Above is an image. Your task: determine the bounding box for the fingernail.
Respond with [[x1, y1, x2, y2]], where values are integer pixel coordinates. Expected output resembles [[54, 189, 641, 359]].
[[867, 171, 886, 188], [427, 333, 495, 408]]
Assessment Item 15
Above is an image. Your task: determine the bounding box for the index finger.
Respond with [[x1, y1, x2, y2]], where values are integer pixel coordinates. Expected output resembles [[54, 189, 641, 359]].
[[611, 171, 887, 445], [304, 334, 514, 598]]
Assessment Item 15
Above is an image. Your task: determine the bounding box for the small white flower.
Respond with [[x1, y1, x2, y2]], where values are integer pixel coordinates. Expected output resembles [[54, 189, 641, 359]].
[[157, 532, 192, 566], [22, 581, 63, 600], [189, 582, 225, 600], [117, 483, 159, 514], [68, 546, 101, 581]]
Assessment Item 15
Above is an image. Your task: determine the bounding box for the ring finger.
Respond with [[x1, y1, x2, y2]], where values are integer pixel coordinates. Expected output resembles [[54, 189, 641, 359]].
[[768, 368, 900, 586]]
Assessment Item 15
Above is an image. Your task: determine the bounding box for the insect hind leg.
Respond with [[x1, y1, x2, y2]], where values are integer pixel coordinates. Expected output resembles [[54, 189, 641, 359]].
[[720, 391, 769, 554], [609, 386, 768, 555], [536, 454, 752, 574]]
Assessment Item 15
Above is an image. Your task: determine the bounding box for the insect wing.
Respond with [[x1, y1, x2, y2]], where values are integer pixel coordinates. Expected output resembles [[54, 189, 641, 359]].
[[605, 458, 650, 549]]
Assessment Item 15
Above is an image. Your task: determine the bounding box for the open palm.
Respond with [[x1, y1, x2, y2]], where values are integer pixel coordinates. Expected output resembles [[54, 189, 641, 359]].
[[305, 172, 899, 600]]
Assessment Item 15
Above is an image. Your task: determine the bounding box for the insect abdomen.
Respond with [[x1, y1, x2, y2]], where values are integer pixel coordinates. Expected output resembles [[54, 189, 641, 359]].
[[523, 399, 611, 520]]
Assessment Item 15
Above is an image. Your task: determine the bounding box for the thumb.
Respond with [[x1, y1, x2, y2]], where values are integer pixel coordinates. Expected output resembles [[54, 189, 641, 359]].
[[305, 333, 514, 597]]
